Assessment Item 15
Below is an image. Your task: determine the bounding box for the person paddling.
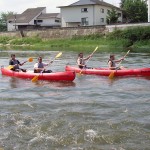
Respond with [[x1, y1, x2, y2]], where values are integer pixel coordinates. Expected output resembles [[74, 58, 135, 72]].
[[77, 53, 92, 69], [34, 56, 52, 73], [108, 54, 124, 70], [9, 54, 27, 72]]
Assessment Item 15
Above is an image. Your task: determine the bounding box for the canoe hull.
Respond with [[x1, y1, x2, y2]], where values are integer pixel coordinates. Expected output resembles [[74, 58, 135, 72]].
[[65, 66, 150, 77], [1, 67, 75, 81]]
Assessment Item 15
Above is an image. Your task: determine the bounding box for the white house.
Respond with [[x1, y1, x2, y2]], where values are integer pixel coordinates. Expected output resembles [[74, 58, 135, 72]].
[[58, 0, 122, 27], [148, 0, 150, 22], [7, 7, 61, 31]]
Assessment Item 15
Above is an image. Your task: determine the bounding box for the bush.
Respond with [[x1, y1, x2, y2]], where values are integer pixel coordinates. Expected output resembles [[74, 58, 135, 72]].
[[0, 36, 12, 44], [106, 26, 150, 43]]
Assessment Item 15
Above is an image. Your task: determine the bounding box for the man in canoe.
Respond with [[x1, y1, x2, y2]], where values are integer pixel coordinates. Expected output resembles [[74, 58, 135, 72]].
[[77, 53, 92, 69], [108, 54, 124, 70], [9, 54, 27, 72], [34, 56, 52, 73]]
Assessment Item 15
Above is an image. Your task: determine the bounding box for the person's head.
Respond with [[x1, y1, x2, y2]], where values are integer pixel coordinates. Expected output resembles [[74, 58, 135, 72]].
[[38, 56, 42, 63], [11, 54, 16, 60], [78, 53, 83, 58], [110, 54, 115, 60]]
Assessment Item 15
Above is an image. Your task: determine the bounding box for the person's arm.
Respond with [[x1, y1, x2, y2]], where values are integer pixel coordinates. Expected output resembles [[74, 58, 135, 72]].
[[20, 61, 27, 66], [114, 57, 124, 63], [77, 58, 80, 66], [43, 62, 49, 67], [83, 55, 92, 61]]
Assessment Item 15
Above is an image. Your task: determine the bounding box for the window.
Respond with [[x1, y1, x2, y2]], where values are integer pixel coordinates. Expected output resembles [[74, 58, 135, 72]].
[[81, 8, 88, 12], [55, 19, 60, 23], [101, 8, 104, 13], [81, 18, 89, 26], [100, 18, 104, 23], [37, 20, 43, 23], [118, 13, 121, 17]]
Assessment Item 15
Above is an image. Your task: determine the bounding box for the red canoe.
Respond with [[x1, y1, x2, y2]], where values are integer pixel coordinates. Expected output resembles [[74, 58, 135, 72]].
[[65, 65, 150, 77], [1, 67, 75, 81]]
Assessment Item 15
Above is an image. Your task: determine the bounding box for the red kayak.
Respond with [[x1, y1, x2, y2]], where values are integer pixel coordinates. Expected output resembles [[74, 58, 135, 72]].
[[1, 67, 75, 81], [65, 65, 150, 77]]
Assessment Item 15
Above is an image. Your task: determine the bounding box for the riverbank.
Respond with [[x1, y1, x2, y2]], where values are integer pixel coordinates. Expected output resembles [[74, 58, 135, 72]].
[[0, 26, 150, 52], [0, 37, 125, 51]]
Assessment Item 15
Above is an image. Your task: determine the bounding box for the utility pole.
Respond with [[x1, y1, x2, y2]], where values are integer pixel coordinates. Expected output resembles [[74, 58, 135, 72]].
[[14, 14, 17, 31], [148, 0, 150, 22]]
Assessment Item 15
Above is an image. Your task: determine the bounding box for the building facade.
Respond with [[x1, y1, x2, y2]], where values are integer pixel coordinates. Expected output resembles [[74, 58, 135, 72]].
[[58, 0, 122, 27], [7, 7, 61, 31]]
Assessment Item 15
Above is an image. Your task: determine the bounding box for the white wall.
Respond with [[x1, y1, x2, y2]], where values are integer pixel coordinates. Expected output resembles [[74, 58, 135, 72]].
[[61, 5, 122, 27], [106, 22, 150, 32], [7, 22, 18, 31], [37, 18, 61, 26]]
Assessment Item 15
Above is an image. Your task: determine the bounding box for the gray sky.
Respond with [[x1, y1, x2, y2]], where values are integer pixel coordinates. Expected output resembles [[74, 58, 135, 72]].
[[0, 0, 121, 14]]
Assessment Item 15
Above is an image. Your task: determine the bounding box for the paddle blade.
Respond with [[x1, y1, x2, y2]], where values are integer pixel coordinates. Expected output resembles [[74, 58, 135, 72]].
[[94, 46, 98, 52], [55, 52, 62, 58], [28, 57, 33, 62], [7, 65, 14, 70], [31, 75, 39, 82], [109, 71, 115, 79], [77, 71, 82, 77]]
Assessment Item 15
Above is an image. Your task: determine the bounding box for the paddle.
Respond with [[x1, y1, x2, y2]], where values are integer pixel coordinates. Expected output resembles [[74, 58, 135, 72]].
[[77, 46, 98, 76], [31, 52, 62, 82], [109, 50, 130, 79], [7, 57, 33, 70]]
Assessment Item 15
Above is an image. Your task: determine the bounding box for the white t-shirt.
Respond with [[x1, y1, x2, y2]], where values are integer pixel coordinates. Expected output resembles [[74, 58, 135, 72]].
[[34, 62, 48, 69]]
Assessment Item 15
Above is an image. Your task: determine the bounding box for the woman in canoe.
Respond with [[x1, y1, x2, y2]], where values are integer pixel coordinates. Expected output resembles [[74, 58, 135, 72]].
[[9, 54, 27, 72], [77, 53, 92, 69], [108, 54, 124, 70], [34, 56, 52, 73]]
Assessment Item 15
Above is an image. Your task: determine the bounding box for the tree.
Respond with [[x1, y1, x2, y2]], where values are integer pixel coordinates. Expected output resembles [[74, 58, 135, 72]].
[[106, 8, 119, 24], [0, 11, 15, 31], [121, 0, 148, 23], [120, 0, 126, 8]]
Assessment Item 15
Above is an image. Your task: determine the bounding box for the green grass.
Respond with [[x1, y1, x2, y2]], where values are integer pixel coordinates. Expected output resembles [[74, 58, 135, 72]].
[[0, 28, 150, 53]]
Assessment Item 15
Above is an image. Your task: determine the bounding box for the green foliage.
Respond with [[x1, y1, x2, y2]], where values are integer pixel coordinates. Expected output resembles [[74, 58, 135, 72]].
[[122, 26, 150, 41], [106, 8, 119, 24], [106, 26, 150, 47], [0, 11, 15, 23], [107, 29, 123, 39], [0, 27, 150, 51], [122, 0, 148, 23], [71, 34, 103, 40], [0, 36, 12, 44], [0, 11, 15, 31], [11, 37, 42, 45], [0, 24, 7, 31]]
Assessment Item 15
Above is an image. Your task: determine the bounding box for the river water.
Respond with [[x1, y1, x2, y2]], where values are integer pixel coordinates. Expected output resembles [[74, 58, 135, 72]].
[[0, 50, 150, 150]]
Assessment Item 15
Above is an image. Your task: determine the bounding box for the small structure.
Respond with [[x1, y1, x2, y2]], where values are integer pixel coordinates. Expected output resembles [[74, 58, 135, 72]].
[[7, 7, 61, 31], [58, 0, 122, 27]]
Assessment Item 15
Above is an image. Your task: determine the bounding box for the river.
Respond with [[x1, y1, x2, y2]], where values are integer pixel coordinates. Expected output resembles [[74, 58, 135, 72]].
[[0, 50, 150, 150]]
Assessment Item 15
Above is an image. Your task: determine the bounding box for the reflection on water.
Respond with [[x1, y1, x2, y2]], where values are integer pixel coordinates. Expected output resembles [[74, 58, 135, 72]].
[[8, 76, 76, 89], [33, 80, 76, 88], [0, 51, 150, 150], [9, 77, 21, 88]]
